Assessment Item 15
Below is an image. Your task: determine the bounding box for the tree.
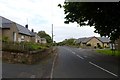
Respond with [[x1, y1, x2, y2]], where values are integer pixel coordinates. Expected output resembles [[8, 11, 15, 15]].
[[58, 38, 76, 46], [37, 31, 52, 43], [58, 2, 120, 41]]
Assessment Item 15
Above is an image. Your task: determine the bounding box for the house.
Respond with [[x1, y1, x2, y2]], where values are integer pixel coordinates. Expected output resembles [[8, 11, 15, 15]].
[[41, 38, 47, 44], [0, 16, 43, 43], [76, 36, 110, 48], [30, 29, 41, 43], [1, 16, 31, 42]]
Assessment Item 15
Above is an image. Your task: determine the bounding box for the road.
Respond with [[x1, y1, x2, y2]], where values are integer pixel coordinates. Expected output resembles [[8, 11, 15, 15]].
[[2, 46, 119, 79], [2, 52, 54, 78], [51, 46, 119, 78]]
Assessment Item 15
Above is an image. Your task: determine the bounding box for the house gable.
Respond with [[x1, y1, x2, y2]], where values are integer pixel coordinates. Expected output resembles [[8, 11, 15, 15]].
[[86, 37, 103, 47]]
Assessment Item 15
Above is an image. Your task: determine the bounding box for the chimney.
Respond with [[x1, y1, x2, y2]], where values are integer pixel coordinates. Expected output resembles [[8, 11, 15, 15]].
[[31, 29, 34, 32], [25, 24, 28, 28]]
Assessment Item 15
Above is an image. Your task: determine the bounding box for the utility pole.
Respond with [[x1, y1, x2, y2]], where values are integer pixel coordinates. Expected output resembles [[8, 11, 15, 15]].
[[52, 24, 53, 44], [51, 24, 54, 53]]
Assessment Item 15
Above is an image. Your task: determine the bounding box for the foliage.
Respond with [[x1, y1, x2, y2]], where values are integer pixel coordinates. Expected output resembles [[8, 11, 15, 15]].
[[96, 49, 120, 57], [37, 31, 52, 43], [57, 38, 76, 46], [2, 42, 48, 53], [2, 36, 9, 42], [58, 2, 120, 41]]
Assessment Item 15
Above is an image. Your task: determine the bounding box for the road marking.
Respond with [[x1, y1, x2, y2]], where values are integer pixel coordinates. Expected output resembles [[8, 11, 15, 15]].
[[64, 48, 84, 60], [50, 53, 57, 79], [89, 62, 118, 77], [72, 52, 76, 54], [76, 55, 84, 59], [30, 75, 36, 78]]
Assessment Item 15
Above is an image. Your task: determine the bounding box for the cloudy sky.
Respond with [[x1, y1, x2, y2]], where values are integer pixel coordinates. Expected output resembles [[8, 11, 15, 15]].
[[0, 0, 100, 42]]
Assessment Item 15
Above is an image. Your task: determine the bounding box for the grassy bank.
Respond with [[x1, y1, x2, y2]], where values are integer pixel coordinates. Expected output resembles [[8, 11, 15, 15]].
[[96, 49, 120, 57]]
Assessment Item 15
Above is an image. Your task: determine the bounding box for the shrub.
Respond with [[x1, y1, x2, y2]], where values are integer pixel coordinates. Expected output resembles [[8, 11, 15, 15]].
[[2, 36, 9, 42], [2, 42, 48, 53]]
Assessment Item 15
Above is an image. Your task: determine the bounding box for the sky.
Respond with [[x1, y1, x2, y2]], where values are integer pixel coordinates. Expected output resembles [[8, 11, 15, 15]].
[[0, 0, 100, 42]]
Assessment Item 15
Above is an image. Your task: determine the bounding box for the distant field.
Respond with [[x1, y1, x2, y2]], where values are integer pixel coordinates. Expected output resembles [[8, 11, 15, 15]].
[[96, 49, 120, 57]]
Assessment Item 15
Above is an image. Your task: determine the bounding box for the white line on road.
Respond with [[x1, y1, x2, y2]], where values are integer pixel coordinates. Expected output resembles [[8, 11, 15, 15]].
[[89, 62, 118, 77], [76, 55, 84, 59], [50, 53, 58, 79], [30, 75, 36, 78], [64, 48, 84, 60], [72, 52, 76, 54]]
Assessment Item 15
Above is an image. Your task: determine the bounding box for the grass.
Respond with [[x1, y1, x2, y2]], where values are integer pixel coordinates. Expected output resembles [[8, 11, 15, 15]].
[[96, 49, 120, 57]]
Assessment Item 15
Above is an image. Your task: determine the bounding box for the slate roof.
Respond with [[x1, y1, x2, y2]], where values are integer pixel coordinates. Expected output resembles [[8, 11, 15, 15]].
[[1, 16, 32, 36], [97, 37, 110, 43], [30, 32, 36, 37], [76, 38, 87, 43], [1, 16, 12, 23], [16, 24, 31, 36], [82, 37, 92, 43], [76, 37, 110, 43], [2, 23, 12, 28], [76, 37, 93, 43], [1, 16, 12, 29]]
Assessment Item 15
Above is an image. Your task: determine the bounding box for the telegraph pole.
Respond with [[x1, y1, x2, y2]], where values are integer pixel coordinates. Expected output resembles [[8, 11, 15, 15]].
[[52, 24, 53, 44], [51, 24, 54, 54]]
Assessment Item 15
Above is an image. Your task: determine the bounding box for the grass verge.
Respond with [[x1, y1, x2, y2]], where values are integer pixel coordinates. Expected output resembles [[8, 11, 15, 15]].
[[96, 49, 120, 57]]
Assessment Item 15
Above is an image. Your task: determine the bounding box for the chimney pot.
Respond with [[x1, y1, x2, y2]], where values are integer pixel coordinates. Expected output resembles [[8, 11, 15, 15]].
[[25, 24, 28, 28], [31, 29, 34, 32]]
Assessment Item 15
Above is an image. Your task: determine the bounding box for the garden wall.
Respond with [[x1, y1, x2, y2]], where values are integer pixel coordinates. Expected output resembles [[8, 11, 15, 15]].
[[2, 48, 53, 64]]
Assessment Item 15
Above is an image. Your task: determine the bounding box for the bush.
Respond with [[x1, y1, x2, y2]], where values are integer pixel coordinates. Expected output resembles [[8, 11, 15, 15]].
[[2, 36, 9, 42], [2, 42, 48, 53]]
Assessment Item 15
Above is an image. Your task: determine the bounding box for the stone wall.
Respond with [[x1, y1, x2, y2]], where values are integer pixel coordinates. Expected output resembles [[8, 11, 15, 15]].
[[2, 48, 52, 64]]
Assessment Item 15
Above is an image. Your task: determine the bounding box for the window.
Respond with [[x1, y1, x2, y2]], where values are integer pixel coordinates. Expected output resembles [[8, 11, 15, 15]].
[[13, 32, 16, 42], [21, 35, 24, 41], [21, 36, 24, 39]]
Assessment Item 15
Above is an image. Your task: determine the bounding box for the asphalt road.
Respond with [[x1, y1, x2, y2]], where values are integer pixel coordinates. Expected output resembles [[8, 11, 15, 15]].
[[2, 46, 119, 79], [52, 46, 119, 78]]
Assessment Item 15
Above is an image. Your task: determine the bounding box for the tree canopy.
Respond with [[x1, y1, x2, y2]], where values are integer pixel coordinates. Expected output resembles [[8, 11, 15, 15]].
[[57, 38, 76, 46], [37, 31, 52, 43], [58, 2, 120, 41]]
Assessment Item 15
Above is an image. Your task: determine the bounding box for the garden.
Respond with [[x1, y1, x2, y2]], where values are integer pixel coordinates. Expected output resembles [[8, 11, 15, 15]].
[[2, 41, 55, 64]]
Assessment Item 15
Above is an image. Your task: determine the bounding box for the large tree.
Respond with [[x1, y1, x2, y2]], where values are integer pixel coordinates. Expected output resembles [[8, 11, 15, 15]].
[[58, 2, 120, 41], [37, 31, 52, 43]]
